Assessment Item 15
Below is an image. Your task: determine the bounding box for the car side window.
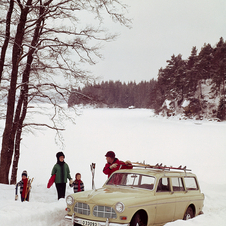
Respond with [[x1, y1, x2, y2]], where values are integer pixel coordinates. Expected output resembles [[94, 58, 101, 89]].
[[107, 173, 155, 189], [139, 175, 155, 190], [171, 177, 185, 191], [126, 174, 139, 186], [184, 177, 198, 190], [157, 177, 170, 192]]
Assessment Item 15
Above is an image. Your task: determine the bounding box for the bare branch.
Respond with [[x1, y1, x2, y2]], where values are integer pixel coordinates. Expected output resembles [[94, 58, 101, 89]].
[[22, 123, 65, 130]]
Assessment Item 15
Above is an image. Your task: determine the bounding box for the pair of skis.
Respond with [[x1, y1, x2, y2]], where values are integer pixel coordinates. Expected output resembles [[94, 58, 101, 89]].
[[132, 162, 191, 171], [90, 163, 96, 190], [24, 177, 34, 201]]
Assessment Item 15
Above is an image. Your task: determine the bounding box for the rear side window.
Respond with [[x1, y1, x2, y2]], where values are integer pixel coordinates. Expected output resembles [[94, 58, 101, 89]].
[[172, 177, 185, 191], [157, 177, 170, 192], [184, 177, 198, 190]]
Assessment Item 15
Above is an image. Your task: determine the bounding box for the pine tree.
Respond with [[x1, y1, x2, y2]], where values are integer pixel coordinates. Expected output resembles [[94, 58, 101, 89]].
[[211, 38, 226, 120]]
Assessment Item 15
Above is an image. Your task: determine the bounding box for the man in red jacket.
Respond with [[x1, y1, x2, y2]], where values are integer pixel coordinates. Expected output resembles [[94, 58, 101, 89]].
[[103, 151, 133, 178]]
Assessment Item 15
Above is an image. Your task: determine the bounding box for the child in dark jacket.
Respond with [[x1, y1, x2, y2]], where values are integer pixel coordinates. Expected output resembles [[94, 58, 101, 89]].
[[70, 173, 84, 193], [15, 170, 30, 202], [51, 151, 72, 199]]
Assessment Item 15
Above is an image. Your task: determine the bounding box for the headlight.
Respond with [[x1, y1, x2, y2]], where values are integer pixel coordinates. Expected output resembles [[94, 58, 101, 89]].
[[66, 195, 74, 206], [115, 202, 125, 213]]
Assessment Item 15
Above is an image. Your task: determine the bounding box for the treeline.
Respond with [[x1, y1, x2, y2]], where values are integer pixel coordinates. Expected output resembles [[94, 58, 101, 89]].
[[68, 79, 158, 108], [68, 37, 226, 120]]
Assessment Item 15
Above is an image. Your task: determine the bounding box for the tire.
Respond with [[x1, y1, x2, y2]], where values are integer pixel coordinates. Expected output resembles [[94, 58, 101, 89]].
[[183, 206, 194, 220], [130, 212, 147, 226], [130, 213, 141, 226]]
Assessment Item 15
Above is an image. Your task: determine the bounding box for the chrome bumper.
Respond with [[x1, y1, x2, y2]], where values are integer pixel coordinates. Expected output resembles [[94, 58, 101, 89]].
[[64, 214, 129, 226]]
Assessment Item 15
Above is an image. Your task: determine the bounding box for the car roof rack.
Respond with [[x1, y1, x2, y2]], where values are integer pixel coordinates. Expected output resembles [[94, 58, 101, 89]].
[[131, 162, 191, 172]]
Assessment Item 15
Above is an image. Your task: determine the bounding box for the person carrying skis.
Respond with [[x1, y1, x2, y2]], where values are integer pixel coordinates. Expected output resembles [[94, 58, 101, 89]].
[[103, 151, 133, 178], [15, 170, 30, 202], [70, 173, 84, 193], [51, 152, 73, 200]]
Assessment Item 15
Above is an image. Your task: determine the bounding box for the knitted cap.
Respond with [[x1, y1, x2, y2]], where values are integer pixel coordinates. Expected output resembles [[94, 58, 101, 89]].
[[56, 151, 65, 159], [22, 170, 27, 177], [75, 173, 81, 178], [105, 151, 115, 158]]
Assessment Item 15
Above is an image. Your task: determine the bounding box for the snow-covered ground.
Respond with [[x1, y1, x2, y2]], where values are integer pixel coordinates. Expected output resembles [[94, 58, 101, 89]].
[[0, 107, 226, 226]]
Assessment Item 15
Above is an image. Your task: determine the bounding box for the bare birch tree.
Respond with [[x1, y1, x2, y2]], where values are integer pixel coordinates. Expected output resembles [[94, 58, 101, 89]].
[[0, 0, 131, 184]]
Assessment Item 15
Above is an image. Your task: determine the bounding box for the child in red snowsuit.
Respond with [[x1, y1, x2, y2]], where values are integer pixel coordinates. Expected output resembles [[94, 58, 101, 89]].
[[15, 170, 30, 202]]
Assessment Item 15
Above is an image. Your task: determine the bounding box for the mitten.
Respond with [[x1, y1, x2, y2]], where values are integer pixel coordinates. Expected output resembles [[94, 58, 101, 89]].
[[69, 179, 73, 185], [125, 160, 132, 165], [110, 163, 118, 169]]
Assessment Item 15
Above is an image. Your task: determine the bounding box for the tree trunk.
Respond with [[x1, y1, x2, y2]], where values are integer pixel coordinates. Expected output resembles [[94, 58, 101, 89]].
[[0, 0, 14, 83], [0, 0, 32, 184], [198, 80, 203, 115], [10, 126, 22, 185], [10, 3, 45, 184]]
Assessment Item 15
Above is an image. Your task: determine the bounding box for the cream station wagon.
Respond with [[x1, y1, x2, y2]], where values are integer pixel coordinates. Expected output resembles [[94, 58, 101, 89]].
[[64, 164, 204, 226]]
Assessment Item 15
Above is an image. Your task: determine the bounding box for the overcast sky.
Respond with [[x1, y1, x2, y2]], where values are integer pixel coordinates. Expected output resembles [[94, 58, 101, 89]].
[[87, 0, 226, 83]]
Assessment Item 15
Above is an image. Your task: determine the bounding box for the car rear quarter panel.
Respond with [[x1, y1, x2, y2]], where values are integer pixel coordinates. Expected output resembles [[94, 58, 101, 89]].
[[173, 190, 204, 220]]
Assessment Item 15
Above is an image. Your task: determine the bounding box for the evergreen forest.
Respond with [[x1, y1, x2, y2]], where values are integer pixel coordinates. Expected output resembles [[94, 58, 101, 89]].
[[68, 37, 226, 120]]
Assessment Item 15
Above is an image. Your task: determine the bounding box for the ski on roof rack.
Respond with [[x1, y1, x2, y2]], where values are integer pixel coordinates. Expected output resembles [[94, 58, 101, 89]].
[[131, 162, 191, 172]]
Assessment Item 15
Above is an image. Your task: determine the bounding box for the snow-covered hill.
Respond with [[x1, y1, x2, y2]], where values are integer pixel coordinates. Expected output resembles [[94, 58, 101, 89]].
[[160, 79, 223, 121], [0, 108, 226, 225]]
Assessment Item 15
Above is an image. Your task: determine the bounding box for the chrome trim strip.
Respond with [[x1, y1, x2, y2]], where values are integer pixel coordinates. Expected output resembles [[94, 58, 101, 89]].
[[129, 202, 156, 208], [129, 198, 204, 208]]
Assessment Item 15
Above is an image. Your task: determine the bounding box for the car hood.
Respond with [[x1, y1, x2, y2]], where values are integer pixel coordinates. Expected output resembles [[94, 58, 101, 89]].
[[71, 186, 154, 206]]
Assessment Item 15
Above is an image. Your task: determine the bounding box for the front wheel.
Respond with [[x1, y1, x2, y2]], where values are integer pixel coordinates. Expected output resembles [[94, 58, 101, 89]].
[[130, 212, 147, 226], [183, 206, 194, 220], [130, 212, 141, 226]]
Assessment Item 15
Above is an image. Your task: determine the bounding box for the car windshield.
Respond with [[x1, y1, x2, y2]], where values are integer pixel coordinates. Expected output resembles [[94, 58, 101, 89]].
[[106, 173, 155, 190]]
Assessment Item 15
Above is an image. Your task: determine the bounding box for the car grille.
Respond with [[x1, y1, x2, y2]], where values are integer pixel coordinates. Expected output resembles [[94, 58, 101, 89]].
[[74, 202, 90, 215], [93, 205, 117, 219]]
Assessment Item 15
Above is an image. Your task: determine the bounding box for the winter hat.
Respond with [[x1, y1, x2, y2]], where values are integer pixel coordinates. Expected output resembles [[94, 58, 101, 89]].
[[105, 151, 115, 158], [56, 151, 65, 160], [22, 170, 27, 177], [75, 173, 81, 178]]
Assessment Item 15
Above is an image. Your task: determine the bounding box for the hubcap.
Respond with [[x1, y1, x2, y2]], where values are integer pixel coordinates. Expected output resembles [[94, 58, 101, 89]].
[[186, 214, 191, 220]]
